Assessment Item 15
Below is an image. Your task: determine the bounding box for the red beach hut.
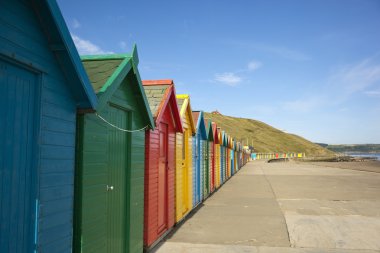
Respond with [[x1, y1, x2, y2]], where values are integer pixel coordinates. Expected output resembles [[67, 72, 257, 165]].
[[212, 122, 221, 188], [142, 80, 184, 249], [204, 119, 215, 193]]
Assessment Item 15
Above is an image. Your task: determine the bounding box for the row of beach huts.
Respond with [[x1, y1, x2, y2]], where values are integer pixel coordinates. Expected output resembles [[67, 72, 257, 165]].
[[0, 1, 251, 253], [252, 152, 305, 160]]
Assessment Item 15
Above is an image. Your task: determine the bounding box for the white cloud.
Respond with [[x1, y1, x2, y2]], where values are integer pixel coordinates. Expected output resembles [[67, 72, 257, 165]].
[[72, 18, 81, 29], [71, 34, 113, 55], [267, 45, 311, 61], [280, 55, 380, 113], [364, 90, 380, 97], [330, 58, 380, 95], [214, 72, 242, 86], [247, 60, 262, 71], [212, 60, 261, 86]]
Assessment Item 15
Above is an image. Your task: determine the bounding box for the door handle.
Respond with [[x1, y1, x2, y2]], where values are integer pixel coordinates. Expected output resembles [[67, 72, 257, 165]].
[[107, 185, 114, 191]]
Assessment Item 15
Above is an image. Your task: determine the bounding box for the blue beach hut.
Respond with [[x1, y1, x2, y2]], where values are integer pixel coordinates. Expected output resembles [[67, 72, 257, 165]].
[[191, 111, 208, 207], [0, 0, 97, 252], [230, 138, 236, 177], [222, 131, 228, 183], [219, 130, 226, 184]]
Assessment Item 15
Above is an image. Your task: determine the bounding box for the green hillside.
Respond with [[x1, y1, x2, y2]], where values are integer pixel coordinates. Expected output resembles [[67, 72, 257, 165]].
[[204, 112, 334, 157], [326, 144, 380, 153]]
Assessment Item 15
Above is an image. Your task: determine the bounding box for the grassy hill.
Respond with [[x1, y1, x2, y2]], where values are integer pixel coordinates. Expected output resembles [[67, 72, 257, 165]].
[[326, 144, 380, 153], [204, 112, 334, 157]]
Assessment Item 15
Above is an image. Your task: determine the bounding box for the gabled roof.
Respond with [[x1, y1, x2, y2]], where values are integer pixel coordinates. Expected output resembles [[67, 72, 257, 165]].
[[229, 136, 234, 149], [192, 111, 200, 126], [176, 94, 196, 134], [81, 46, 155, 129], [192, 111, 207, 140], [212, 122, 219, 144], [142, 80, 183, 132], [31, 0, 97, 109], [204, 118, 214, 142], [222, 131, 228, 146], [217, 127, 223, 144]]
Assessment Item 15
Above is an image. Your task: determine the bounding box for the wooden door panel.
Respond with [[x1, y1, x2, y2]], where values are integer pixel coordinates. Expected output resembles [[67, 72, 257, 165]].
[[107, 106, 128, 253], [181, 129, 188, 215], [0, 60, 38, 253], [158, 124, 168, 232]]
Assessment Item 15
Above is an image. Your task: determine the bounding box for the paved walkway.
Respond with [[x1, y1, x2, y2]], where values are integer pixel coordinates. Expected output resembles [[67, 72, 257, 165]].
[[152, 160, 380, 253]]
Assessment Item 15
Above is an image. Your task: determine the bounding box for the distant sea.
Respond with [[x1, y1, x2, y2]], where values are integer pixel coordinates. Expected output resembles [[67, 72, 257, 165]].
[[344, 152, 380, 161]]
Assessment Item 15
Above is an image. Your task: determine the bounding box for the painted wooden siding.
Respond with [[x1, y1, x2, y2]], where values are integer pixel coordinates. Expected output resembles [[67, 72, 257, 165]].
[[175, 132, 183, 221], [75, 78, 146, 253], [226, 136, 229, 179], [214, 144, 221, 188], [144, 128, 159, 245], [201, 140, 208, 198], [144, 130, 158, 246], [192, 132, 204, 206], [74, 114, 108, 253], [175, 131, 193, 221], [119, 74, 149, 253], [175, 111, 193, 222], [231, 149, 235, 176], [192, 136, 197, 207], [144, 105, 176, 248], [1, 59, 39, 253], [129, 129, 146, 253], [208, 141, 214, 192], [0, 1, 81, 252], [220, 146, 225, 184], [235, 151, 238, 172], [167, 130, 176, 227], [199, 137, 204, 201]]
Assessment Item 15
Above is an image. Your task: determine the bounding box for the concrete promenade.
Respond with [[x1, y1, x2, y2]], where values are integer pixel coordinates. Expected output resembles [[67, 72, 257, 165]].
[[153, 160, 380, 253]]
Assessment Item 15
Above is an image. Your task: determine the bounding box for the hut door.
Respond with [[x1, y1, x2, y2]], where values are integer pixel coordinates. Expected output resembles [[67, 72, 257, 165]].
[[158, 123, 168, 232], [107, 106, 129, 253], [0, 60, 38, 253], [202, 141, 208, 196], [196, 134, 200, 203], [210, 143, 214, 191], [199, 137, 203, 201], [181, 129, 189, 214]]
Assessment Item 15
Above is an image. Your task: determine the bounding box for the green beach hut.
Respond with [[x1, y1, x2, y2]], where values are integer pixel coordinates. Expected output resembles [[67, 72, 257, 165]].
[[74, 48, 154, 253]]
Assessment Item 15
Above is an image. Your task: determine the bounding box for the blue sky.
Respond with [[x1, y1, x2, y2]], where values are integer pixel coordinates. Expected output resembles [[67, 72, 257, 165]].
[[57, 0, 380, 144]]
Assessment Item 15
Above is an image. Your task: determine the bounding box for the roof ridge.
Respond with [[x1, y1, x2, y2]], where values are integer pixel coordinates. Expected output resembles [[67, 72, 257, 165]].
[[142, 80, 174, 86], [81, 54, 131, 61]]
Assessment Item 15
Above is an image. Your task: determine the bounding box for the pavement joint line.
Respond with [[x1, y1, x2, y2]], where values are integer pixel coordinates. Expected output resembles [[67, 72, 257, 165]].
[[261, 164, 292, 247]]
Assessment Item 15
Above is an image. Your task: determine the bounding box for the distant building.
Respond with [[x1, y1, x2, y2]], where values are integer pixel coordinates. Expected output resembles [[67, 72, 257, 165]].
[[211, 110, 222, 115]]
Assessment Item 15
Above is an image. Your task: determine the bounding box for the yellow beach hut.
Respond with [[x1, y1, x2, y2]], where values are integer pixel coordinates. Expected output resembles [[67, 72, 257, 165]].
[[175, 94, 196, 221], [212, 123, 221, 188]]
